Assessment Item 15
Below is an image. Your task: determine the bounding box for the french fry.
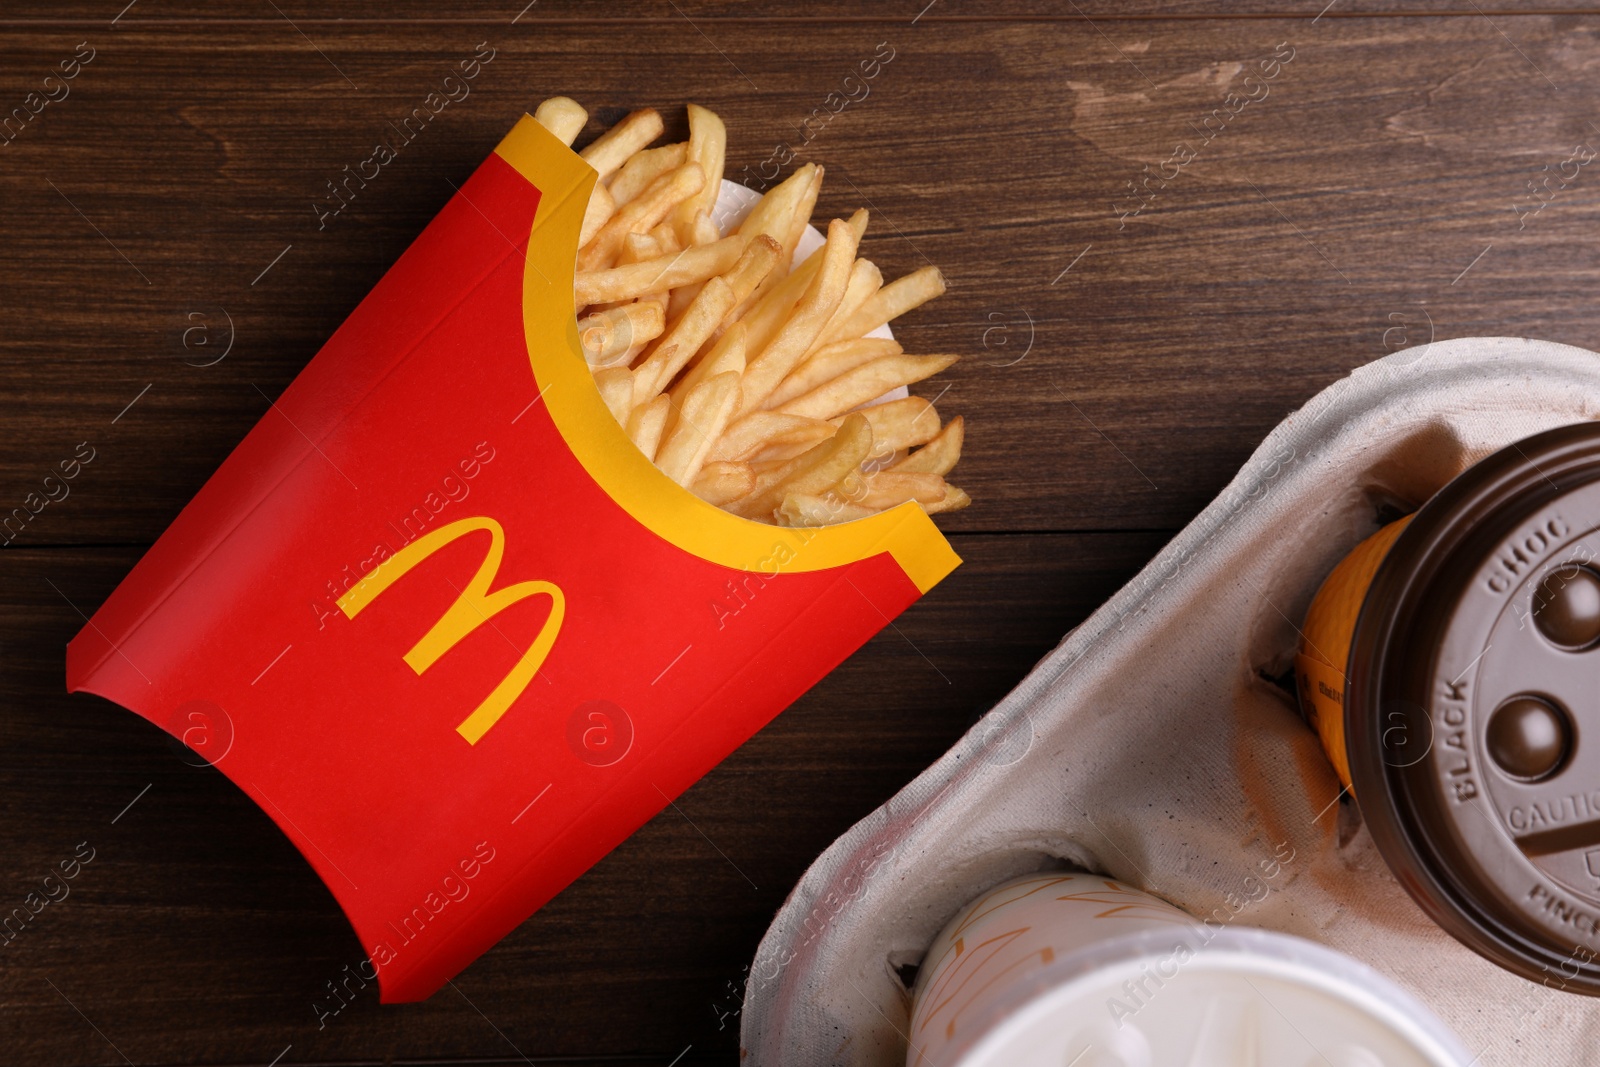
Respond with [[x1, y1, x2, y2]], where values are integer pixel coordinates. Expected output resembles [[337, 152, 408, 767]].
[[745, 422, 841, 463], [924, 484, 971, 514], [733, 279, 804, 358], [822, 265, 946, 346], [693, 233, 782, 343], [626, 394, 672, 461], [841, 396, 941, 456], [580, 183, 616, 248], [814, 258, 882, 351], [737, 164, 818, 248], [688, 209, 721, 246], [613, 235, 663, 280], [720, 234, 783, 307], [730, 412, 874, 520], [779, 354, 957, 422], [890, 415, 963, 476], [577, 303, 666, 367], [854, 471, 949, 509], [766, 166, 823, 295], [737, 218, 859, 416], [776, 492, 877, 527], [709, 411, 833, 463], [734, 208, 867, 353], [632, 276, 736, 404], [578, 162, 704, 272], [655, 371, 741, 486], [844, 207, 869, 243], [579, 108, 664, 180], [672, 104, 727, 232], [692, 461, 754, 506], [534, 96, 589, 146], [594, 367, 634, 426], [564, 103, 969, 527], [765, 337, 901, 410], [575, 234, 749, 305], [608, 142, 688, 206], [665, 284, 699, 321], [671, 320, 747, 403], [617, 338, 651, 368], [746, 455, 795, 476], [665, 209, 729, 318], [647, 222, 682, 257]]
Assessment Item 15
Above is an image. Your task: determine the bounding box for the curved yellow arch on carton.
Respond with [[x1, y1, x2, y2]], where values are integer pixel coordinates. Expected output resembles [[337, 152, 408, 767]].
[[494, 115, 959, 593]]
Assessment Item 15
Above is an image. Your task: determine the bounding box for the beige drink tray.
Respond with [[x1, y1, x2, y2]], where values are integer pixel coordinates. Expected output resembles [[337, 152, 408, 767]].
[[741, 337, 1600, 1066]]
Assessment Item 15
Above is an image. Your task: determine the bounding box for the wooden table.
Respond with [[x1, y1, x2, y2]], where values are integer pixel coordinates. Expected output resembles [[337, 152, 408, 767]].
[[3, 3, 1595, 1063]]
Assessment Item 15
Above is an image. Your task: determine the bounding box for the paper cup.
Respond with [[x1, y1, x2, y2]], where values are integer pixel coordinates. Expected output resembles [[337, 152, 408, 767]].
[[907, 872, 1473, 1067], [1297, 422, 1600, 994]]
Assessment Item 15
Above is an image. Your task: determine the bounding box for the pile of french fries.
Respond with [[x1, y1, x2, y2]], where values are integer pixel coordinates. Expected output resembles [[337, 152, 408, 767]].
[[533, 97, 968, 527]]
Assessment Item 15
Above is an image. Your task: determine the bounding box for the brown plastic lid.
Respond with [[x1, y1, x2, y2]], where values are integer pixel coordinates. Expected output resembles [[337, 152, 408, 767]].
[[1348, 421, 1600, 992]]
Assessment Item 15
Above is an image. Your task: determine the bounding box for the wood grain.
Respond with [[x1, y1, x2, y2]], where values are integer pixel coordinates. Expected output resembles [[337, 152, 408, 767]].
[[1, 8, 1597, 1064], [2, 15, 1598, 542], [11, 4, 1600, 20]]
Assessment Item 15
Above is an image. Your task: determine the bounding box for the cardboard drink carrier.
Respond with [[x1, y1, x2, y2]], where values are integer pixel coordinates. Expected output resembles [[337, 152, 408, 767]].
[[63, 114, 959, 1002], [739, 338, 1600, 1067]]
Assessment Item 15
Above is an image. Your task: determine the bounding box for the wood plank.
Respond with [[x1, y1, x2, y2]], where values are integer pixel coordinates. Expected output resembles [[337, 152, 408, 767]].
[[9, 4, 1600, 20], [1, 16, 1597, 544], [0, 532, 1162, 1062]]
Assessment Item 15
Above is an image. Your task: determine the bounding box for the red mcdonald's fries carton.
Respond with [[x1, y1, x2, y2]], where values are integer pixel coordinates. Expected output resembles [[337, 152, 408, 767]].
[[64, 115, 959, 1002]]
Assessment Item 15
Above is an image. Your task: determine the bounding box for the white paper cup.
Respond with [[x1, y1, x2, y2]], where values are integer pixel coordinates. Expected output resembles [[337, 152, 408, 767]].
[[907, 872, 1474, 1067]]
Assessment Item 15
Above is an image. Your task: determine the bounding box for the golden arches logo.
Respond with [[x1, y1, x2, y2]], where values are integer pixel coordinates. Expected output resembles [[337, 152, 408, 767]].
[[338, 516, 564, 744]]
